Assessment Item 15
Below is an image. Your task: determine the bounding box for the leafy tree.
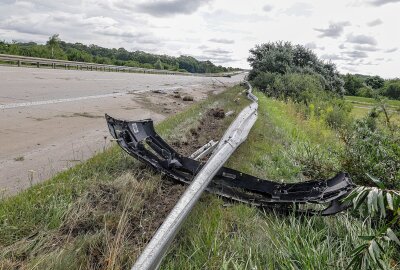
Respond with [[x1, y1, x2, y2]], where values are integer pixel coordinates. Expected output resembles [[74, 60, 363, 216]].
[[47, 34, 60, 59], [382, 80, 400, 100], [365, 75, 384, 90], [356, 86, 375, 98], [343, 74, 364, 95], [248, 41, 294, 75], [248, 41, 344, 96], [154, 58, 163, 70]]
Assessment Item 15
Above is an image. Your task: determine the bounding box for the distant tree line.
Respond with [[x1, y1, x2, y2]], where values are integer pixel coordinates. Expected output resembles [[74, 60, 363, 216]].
[[343, 73, 400, 100], [0, 35, 239, 74]]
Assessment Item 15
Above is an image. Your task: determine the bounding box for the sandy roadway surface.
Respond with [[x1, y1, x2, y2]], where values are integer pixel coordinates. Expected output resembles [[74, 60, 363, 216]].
[[0, 66, 245, 195]]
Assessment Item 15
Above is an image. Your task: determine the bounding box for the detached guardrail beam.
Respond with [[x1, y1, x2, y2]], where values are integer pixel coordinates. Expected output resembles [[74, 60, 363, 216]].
[[131, 82, 258, 270]]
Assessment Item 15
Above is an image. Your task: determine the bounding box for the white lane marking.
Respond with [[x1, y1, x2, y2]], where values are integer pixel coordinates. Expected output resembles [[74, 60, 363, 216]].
[[0, 92, 127, 109], [0, 83, 207, 110]]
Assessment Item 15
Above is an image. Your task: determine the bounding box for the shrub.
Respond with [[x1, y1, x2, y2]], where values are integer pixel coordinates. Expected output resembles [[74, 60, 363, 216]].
[[343, 73, 364, 95], [248, 41, 344, 95], [382, 80, 400, 100], [342, 117, 400, 188], [356, 86, 375, 98]]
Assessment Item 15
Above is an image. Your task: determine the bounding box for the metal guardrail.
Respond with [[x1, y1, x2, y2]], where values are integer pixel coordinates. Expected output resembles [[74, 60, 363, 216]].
[[131, 81, 258, 270], [0, 53, 242, 77]]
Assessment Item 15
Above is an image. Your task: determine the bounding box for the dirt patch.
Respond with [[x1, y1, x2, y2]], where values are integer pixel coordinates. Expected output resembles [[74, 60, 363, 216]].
[[182, 95, 194, 101], [56, 112, 104, 119], [171, 107, 227, 157], [133, 93, 183, 116], [209, 108, 225, 119]]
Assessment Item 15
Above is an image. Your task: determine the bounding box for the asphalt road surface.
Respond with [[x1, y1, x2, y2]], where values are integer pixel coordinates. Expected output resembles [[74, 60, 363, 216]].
[[0, 66, 245, 195]]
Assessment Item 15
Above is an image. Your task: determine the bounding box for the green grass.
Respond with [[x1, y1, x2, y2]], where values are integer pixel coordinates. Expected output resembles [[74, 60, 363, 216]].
[[345, 96, 400, 125], [345, 95, 400, 108], [226, 93, 342, 182], [160, 91, 398, 270]]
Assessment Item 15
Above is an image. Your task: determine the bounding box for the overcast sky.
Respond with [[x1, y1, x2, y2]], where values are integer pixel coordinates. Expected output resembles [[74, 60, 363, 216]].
[[0, 0, 399, 77]]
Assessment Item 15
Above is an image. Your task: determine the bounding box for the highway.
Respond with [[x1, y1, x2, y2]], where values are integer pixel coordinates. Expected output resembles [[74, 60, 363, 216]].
[[0, 66, 244, 195]]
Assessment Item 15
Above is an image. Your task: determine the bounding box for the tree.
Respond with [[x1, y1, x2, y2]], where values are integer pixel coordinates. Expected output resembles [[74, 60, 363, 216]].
[[383, 80, 400, 100], [343, 74, 364, 95], [365, 75, 384, 90], [47, 34, 60, 59], [248, 41, 344, 95], [154, 58, 163, 70]]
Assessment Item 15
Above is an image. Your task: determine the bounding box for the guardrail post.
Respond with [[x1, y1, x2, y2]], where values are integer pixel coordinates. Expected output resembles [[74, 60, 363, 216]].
[[37, 62, 40, 68], [17, 60, 21, 67], [52, 63, 55, 69], [65, 64, 68, 69]]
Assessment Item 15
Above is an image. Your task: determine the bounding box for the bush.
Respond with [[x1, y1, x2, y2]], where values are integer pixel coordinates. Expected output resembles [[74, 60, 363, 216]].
[[253, 72, 325, 102], [382, 80, 400, 100], [356, 86, 375, 98], [251, 71, 276, 92], [323, 103, 352, 130], [342, 117, 400, 188], [343, 73, 364, 95], [248, 42, 344, 95]]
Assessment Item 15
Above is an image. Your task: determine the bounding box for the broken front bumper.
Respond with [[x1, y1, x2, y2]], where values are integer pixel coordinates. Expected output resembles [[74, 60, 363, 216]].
[[106, 114, 355, 215]]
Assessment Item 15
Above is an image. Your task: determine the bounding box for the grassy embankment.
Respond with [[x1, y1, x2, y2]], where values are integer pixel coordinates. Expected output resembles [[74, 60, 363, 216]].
[[162, 93, 398, 269], [0, 86, 397, 269]]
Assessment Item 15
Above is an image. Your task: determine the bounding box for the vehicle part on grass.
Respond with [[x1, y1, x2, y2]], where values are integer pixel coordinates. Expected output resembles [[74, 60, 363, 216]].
[[105, 115, 354, 216]]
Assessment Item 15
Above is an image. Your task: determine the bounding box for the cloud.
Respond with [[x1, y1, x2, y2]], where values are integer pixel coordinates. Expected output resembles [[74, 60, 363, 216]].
[[321, 54, 346, 61], [339, 44, 346, 49], [304, 42, 324, 50], [262, 4, 273, 12], [284, 2, 313, 17], [353, 45, 379, 51], [204, 48, 232, 55], [198, 47, 236, 63], [367, 18, 383, 27], [209, 38, 234, 44], [314, 21, 350, 38], [367, 0, 400, 6], [96, 28, 161, 44], [343, 51, 368, 59], [384, 47, 398, 53], [135, 0, 211, 17], [346, 33, 377, 45], [193, 54, 238, 64]]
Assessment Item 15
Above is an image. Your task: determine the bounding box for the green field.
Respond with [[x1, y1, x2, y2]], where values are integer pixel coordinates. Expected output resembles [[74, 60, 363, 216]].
[[345, 95, 400, 125], [0, 87, 397, 269]]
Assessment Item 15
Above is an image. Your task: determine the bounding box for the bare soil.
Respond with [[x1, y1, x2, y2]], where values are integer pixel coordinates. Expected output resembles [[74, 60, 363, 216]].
[[172, 107, 228, 158]]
